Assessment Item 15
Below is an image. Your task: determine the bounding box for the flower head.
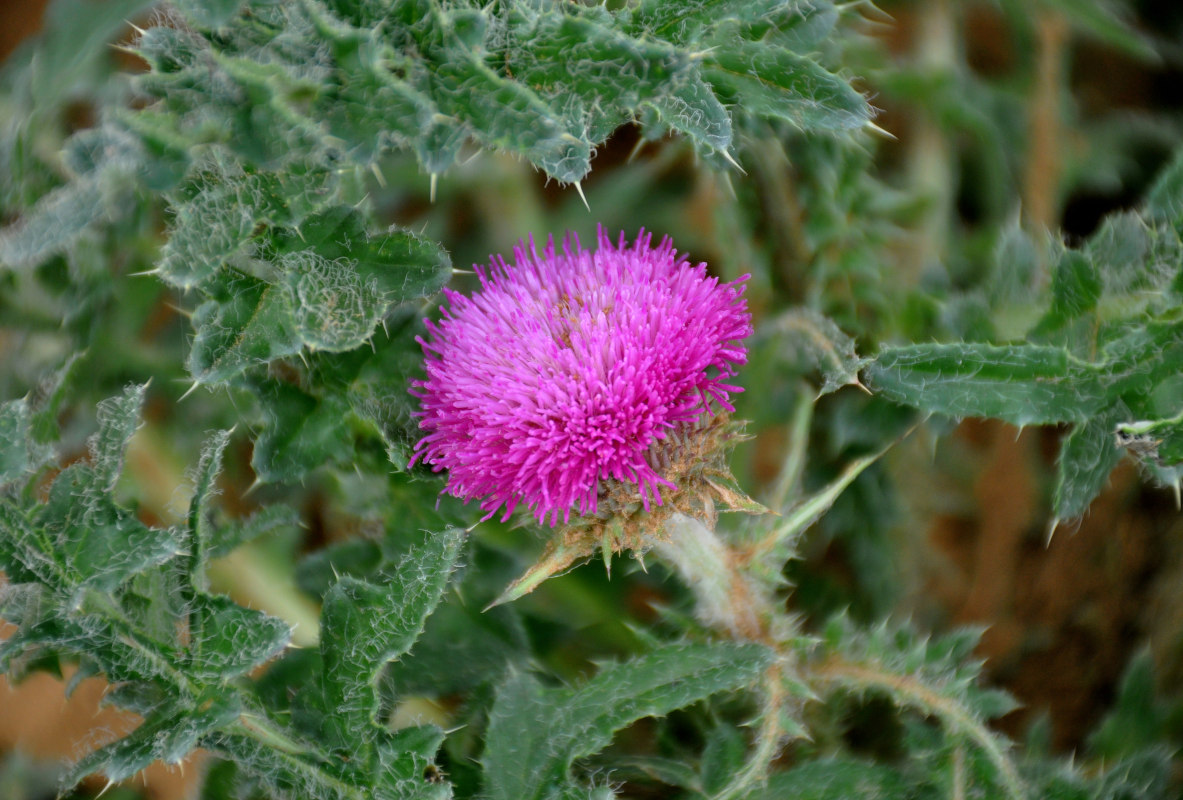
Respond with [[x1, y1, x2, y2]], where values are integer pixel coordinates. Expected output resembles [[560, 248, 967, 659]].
[[411, 228, 752, 526]]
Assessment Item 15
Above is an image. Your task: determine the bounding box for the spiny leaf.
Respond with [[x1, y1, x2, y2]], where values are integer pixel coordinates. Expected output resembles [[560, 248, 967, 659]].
[[630, 0, 797, 44], [0, 398, 54, 487], [865, 342, 1099, 426], [482, 641, 775, 800], [207, 504, 303, 560], [373, 725, 452, 800], [0, 177, 106, 271], [813, 614, 1022, 799], [171, 0, 247, 30], [248, 378, 351, 484], [765, 308, 868, 396], [65, 697, 240, 788], [158, 172, 287, 289], [188, 274, 302, 385], [188, 593, 290, 680], [21, 386, 184, 596], [431, 48, 591, 184], [1142, 145, 1183, 224], [275, 206, 452, 301], [187, 429, 233, 593], [704, 37, 870, 131], [641, 74, 732, 153], [283, 250, 387, 353], [740, 757, 909, 799], [1053, 404, 1127, 522], [319, 527, 464, 747]]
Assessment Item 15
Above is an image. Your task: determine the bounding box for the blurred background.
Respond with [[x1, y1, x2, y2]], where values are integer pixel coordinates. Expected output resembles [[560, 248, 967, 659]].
[[2, 0, 1183, 797]]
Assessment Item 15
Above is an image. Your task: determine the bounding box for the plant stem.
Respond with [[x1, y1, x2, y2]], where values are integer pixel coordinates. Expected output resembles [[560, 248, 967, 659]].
[[651, 513, 772, 641]]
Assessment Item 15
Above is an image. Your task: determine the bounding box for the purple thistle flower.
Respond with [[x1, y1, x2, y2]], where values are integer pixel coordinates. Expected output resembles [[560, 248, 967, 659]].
[[410, 227, 752, 526]]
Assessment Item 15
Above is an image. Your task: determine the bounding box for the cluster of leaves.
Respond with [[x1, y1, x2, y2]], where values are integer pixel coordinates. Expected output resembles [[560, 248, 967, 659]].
[[866, 149, 1183, 525], [0, 0, 872, 485], [1, 382, 459, 798], [1, 0, 1182, 800]]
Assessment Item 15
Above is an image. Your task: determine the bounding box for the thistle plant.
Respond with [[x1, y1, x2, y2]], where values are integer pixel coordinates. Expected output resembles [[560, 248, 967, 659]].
[[2, 1, 1182, 800]]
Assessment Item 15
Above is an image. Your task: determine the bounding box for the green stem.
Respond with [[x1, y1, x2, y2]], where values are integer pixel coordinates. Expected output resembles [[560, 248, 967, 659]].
[[651, 513, 773, 641], [815, 657, 1024, 800]]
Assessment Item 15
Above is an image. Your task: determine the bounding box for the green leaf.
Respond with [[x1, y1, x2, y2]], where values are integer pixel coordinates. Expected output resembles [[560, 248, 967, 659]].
[[741, 757, 908, 799], [631, 0, 796, 44], [0, 502, 60, 588], [0, 399, 53, 486], [641, 74, 732, 153], [14, 386, 184, 596], [296, 538, 383, 599], [282, 250, 387, 353], [1087, 212, 1153, 296], [88, 384, 147, 490], [189, 593, 290, 680], [158, 174, 284, 289], [765, 309, 868, 396], [207, 504, 303, 560], [172, 0, 247, 30], [429, 43, 591, 183], [1042, 0, 1157, 61], [275, 206, 452, 301], [374, 725, 452, 800], [814, 615, 1021, 799], [482, 641, 775, 800], [506, 8, 701, 146], [1053, 405, 1126, 522], [186, 430, 232, 593], [865, 343, 1098, 426], [700, 723, 747, 796], [1088, 648, 1167, 761], [319, 527, 464, 746], [704, 38, 870, 131], [1142, 146, 1183, 224], [382, 597, 528, 697], [1041, 250, 1102, 330], [0, 177, 106, 270], [66, 697, 240, 787], [248, 379, 351, 484], [188, 274, 302, 385], [40, 467, 182, 595]]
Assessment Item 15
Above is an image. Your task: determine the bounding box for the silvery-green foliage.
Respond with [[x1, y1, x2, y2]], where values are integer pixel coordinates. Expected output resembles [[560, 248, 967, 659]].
[[0, 0, 866, 485], [1, 1, 1181, 800], [865, 154, 1183, 522]]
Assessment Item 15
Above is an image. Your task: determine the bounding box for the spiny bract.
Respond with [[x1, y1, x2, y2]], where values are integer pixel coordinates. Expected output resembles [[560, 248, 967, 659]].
[[411, 228, 751, 525]]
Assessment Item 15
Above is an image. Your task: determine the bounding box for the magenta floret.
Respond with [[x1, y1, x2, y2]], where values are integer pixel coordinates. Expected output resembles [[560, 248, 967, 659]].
[[410, 228, 752, 526]]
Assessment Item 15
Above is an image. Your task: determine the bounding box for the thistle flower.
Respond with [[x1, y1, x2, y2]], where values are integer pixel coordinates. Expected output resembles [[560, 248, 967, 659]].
[[411, 228, 752, 526]]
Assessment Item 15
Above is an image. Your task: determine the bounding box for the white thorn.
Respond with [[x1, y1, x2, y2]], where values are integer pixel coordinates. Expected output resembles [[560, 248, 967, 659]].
[[370, 162, 386, 188], [865, 121, 896, 140], [430, 173, 438, 203], [178, 381, 202, 401], [720, 148, 747, 175], [573, 181, 590, 212]]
